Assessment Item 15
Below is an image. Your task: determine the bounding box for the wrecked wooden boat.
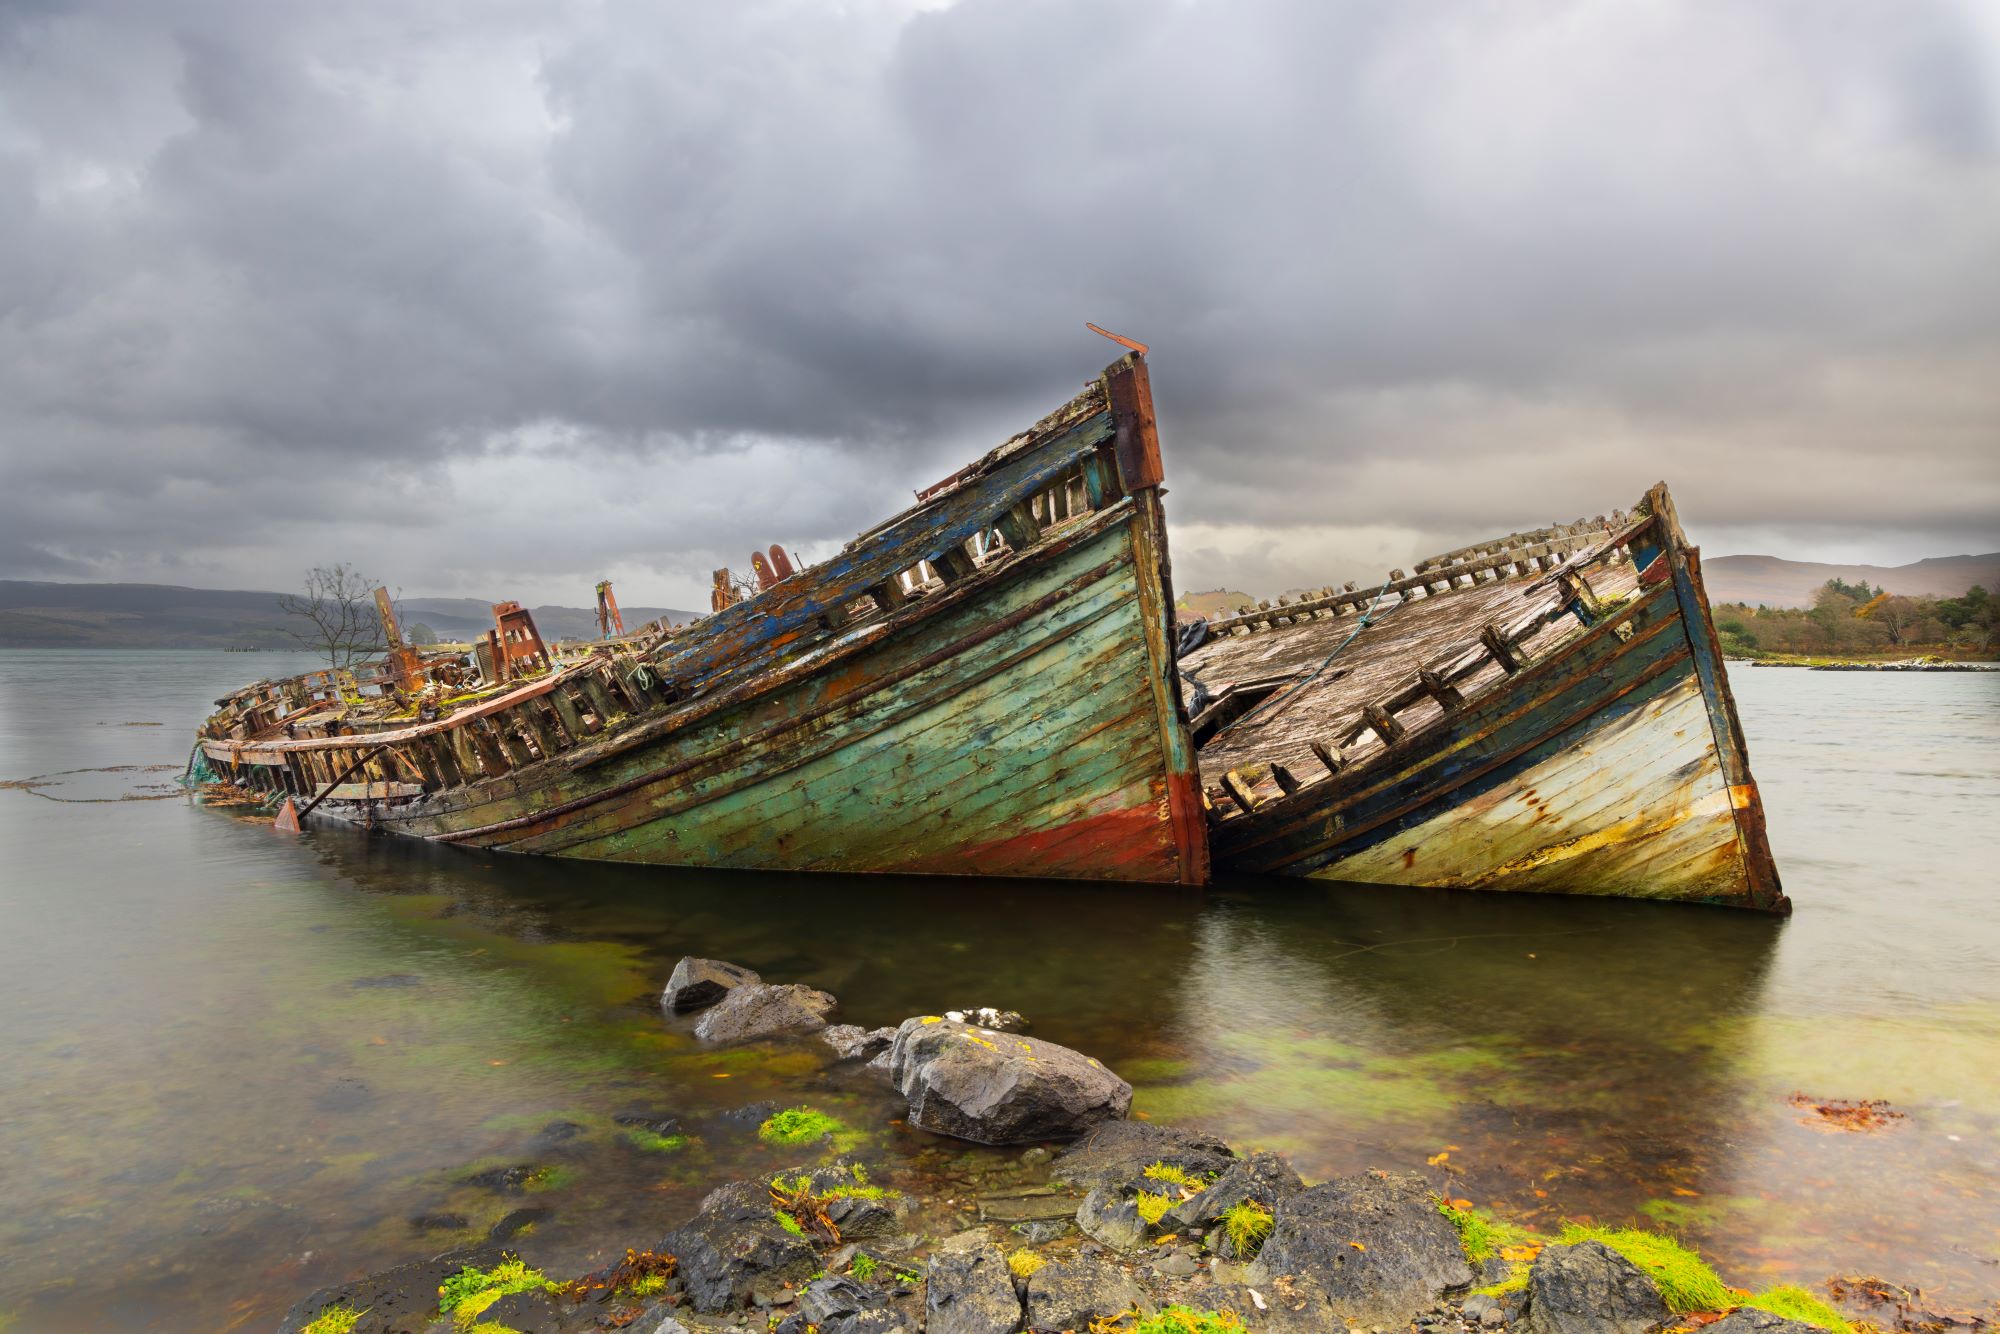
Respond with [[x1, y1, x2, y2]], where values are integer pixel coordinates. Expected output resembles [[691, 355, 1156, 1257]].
[[1183, 484, 1787, 910], [197, 352, 1207, 883]]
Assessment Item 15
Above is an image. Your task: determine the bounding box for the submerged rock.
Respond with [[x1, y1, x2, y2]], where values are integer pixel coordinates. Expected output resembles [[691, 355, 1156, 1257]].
[[1248, 1170, 1472, 1327], [661, 1179, 820, 1312], [1022, 1252, 1144, 1332], [1053, 1120, 1237, 1190], [1524, 1239, 1669, 1334], [889, 1017, 1131, 1145], [662, 957, 761, 1013], [925, 1232, 1024, 1334], [693, 982, 838, 1044]]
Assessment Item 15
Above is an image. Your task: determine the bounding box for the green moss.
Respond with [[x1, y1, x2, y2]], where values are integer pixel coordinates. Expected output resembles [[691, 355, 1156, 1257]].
[[773, 1208, 807, 1238], [1558, 1225, 1732, 1314], [1007, 1249, 1045, 1280], [1437, 1200, 1498, 1262], [1135, 1191, 1174, 1226], [1744, 1286, 1853, 1333], [850, 1253, 879, 1281], [823, 1183, 898, 1200], [300, 1305, 364, 1334], [758, 1106, 847, 1146], [1220, 1199, 1273, 1258], [1132, 1306, 1249, 1333], [437, 1256, 557, 1327], [624, 1128, 689, 1153], [1142, 1161, 1206, 1188], [1473, 1272, 1528, 1298]]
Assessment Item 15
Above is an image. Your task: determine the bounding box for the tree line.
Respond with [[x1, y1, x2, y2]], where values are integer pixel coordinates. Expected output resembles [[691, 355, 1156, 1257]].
[[1714, 579, 1997, 658]]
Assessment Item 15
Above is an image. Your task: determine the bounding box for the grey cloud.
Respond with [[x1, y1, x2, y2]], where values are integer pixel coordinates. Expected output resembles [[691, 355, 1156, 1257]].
[[0, 0, 1995, 607]]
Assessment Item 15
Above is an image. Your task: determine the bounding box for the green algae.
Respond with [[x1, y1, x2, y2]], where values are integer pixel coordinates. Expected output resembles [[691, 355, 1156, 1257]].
[[758, 1106, 847, 1147], [437, 1255, 557, 1328], [623, 1128, 689, 1153]]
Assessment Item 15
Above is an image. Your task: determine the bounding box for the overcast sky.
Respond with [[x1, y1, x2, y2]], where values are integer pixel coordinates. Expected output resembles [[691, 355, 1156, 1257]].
[[2, 0, 1996, 609]]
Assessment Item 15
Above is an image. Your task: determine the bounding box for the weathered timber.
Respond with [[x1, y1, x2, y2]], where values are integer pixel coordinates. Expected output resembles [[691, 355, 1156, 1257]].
[[1181, 482, 1785, 910], [194, 353, 1208, 886]]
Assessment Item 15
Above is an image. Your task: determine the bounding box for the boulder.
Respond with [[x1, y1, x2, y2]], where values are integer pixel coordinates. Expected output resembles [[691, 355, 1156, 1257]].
[[1022, 1253, 1145, 1333], [925, 1233, 1024, 1334], [799, 1274, 908, 1334], [1704, 1311, 1829, 1334], [1524, 1239, 1669, 1334], [888, 1018, 1131, 1145], [694, 983, 837, 1044], [660, 1180, 820, 1312], [662, 957, 760, 1012], [1248, 1171, 1472, 1327], [1053, 1121, 1237, 1190], [823, 1024, 898, 1063], [277, 1246, 503, 1334], [1167, 1151, 1302, 1231]]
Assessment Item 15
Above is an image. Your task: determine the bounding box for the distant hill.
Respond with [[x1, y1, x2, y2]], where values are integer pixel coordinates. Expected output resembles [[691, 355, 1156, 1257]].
[[1702, 553, 2000, 608], [1177, 589, 1257, 619], [0, 581, 697, 649]]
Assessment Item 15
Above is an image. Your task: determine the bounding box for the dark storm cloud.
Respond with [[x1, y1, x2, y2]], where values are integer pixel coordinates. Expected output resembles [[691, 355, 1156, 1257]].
[[1, 0, 1995, 605]]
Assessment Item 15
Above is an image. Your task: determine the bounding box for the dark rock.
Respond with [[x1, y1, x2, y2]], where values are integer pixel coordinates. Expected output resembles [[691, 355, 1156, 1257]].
[[1076, 1186, 1150, 1250], [614, 1110, 685, 1137], [1011, 1219, 1070, 1245], [1167, 1151, 1303, 1230], [662, 957, 761, 1013], [1153, 1252, 1201, 1278], [800, 1274, 906, 1334], [823, 1024, 898, 1063], [488, 1207, 553, 1242], [463, 1163, 543, 1195], [1704, 1311, 1828, 1334], [1203, 1276, 1339, 1334], [1023, 1253, 1144, 1333], [925, 1233, 1024, 1334], [479, 1285, 566, 1331], [825, 1193, 902, 1240], [889, 1018, 1132, 1145], [277, 1245, 502, 1334], [1524, 1239, 1669, 1334], [715, 1099, 782, 1128], [315, 1078, 374, 1112], [661, 1180, 820, 1312], [1053, 1121, 1237, 1190], [531, 1119, 590, 1150], [1248, 1171, 1472, 1327], [694, 983, 838, 1044]]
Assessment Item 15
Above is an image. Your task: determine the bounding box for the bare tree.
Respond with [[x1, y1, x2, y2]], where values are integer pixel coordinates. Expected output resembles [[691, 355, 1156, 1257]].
[[278, 563, 389, 670]]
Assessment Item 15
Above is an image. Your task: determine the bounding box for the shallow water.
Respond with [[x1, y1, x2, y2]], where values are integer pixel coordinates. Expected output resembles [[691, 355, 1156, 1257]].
[[0, 650, 1994, 1330]]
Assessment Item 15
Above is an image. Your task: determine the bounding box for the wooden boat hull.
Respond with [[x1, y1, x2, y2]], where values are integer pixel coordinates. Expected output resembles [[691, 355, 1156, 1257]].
[[199, 354, 1208, 884], [1193, 485, 1786, 910]]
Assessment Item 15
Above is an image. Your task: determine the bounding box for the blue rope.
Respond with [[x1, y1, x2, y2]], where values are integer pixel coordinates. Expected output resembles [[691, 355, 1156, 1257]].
[[1209, 577, 1399, 744]]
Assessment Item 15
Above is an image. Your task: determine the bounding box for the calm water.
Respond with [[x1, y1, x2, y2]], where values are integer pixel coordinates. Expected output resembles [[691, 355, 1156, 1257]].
[[1, 650, 1995, 1331]]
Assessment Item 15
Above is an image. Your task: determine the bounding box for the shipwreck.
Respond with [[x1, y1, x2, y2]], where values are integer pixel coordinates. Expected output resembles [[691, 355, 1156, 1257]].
[[196, 352, 1208, 883], [196, 351, 1782, 908], [1182, 483, 1787, 911]]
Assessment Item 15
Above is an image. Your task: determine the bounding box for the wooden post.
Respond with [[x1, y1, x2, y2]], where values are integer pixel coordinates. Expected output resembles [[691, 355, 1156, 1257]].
[[1309, 740, 1344, 774], [1363, 702, 1406, 747], [1481, 623, 1525, 674]]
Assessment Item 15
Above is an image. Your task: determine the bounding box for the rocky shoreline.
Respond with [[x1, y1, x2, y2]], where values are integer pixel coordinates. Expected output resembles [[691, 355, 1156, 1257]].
[[276, 959, 1865, 1334]]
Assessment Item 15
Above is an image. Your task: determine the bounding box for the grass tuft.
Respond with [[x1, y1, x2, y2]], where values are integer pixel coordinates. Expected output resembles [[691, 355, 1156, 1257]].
[[850, 1253, 879, 1281], [1220, 1199, 1273, 1258], [300, 1305, 364, 1334], [1134, 1191, 1174, 1226], [1558, 1225, 1733, 1314], [1744, 1285, 1853, 1333], [758, 1106, 846, 1146], [1142, 1162, 1206, 1189], [1008, 1249, 1045, 1280]]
